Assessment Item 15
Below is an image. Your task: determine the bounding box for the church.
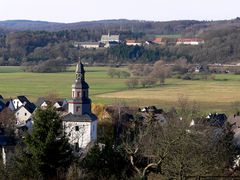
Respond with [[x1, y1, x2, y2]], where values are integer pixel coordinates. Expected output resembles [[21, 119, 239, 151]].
[[63, 61, 97, 151]]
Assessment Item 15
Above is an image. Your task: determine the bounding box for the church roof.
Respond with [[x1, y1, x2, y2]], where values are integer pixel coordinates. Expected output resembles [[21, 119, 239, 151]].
[[76, 61, 85, 74], [63, 113, 97, 122]]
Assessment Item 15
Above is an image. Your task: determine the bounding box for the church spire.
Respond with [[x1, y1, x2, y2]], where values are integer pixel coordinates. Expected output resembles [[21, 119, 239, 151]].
[[75, 61, 85, 82]]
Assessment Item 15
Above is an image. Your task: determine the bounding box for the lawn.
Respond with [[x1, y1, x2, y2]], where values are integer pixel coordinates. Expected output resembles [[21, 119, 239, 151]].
[[1, 66, 240, 113], [0, 66, 128, 103]]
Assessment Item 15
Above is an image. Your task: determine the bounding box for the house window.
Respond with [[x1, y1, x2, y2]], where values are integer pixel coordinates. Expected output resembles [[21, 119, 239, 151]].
[[72, 91, 74, 98], [77, 92, 80, 98], [25, 113, 27, 116], [76, 106, 80, 112], [75, 126, 79, 131]]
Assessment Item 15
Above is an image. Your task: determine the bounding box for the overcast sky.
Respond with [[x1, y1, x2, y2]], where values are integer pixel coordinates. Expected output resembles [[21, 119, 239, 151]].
[[0, 0, 239, 23]]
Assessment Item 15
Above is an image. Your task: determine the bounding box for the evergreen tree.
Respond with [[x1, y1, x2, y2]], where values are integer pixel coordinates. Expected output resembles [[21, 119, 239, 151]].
[[14, 107, 72, 179]]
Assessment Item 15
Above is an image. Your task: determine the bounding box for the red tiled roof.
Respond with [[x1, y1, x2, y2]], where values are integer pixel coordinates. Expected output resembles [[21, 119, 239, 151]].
[[126, 39, 136, 43], [153, 37, 162, 43]]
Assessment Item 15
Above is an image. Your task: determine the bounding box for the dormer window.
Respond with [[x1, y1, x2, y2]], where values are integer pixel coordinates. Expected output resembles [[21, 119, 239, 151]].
[[25, 113, 27, 116]]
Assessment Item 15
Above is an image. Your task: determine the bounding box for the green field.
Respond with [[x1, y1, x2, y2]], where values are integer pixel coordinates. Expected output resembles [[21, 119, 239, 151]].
[[1, 66, 240, 113]]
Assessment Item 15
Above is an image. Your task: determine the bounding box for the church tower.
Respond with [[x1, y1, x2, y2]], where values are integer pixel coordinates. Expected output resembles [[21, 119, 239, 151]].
[[63, 61, 97, 150], [68, 61, 91, 115]]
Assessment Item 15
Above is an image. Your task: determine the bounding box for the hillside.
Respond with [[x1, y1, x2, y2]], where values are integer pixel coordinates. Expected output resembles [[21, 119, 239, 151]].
[[1, 18, 240, 65], [0, 18, 240, 35]]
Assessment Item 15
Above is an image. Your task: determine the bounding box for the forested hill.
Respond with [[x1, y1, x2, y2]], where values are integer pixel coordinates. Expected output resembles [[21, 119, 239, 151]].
[[0, 18, 240, 34], [1, 18, 240, 66]]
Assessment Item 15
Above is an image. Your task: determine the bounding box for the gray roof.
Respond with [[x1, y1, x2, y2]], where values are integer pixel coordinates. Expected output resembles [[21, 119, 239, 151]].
[[101, 35, 119, 42], [17, 96, 31, 104], [63, 113, 97, 122]]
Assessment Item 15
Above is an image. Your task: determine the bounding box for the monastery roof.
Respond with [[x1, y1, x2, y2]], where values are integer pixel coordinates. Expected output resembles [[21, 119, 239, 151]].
[[101, 34, 119, 42]]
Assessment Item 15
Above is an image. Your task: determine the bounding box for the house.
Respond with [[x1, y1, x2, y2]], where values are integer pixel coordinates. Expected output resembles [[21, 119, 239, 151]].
[[53, 100, 68, 111], [15, 102, 36, 127], [194, 65, 204, 73], [176, 38, 204, 45], [36, 97, 68, 111], [153, 37, 165, 45], [100, 34, 120, 44], [35, 97, 50, 108], [205, 113, 227, 127], [125, 39, 142, 46], [104, 41, 119, 48], [140, 106, 166, 124], [73, 42, 103, 49], [62, 61, 97, 151]]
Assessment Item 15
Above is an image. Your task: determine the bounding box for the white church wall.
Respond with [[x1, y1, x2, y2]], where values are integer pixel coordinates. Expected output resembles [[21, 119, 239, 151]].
[[91, 120, 97, 141], [64, 121, 92, 149]]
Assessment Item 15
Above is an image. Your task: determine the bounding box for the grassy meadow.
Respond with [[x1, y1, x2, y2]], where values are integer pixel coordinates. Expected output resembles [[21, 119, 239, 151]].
[[1, 66, 240, 113]]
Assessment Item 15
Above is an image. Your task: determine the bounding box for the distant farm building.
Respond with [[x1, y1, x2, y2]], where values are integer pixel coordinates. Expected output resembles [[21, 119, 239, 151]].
[[73, 42, 104, 49], [125, 39, 142, 46], [153, 37, 165, 45], [176, 38, 204, 45]]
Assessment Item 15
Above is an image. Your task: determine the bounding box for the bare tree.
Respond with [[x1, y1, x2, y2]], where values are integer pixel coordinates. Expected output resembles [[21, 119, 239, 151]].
[[151, 60, 171, 85], [122, 118, 187, 179], [125, 78, 139, 88], [0, 108, 16, 136]]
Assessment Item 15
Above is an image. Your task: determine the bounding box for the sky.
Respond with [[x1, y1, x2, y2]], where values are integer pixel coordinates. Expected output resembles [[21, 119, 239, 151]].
[[0, 0, 239, 23]]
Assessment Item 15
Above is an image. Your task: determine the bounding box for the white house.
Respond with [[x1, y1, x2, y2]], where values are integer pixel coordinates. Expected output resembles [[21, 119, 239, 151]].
[[73, 42, 103, 49], [15, 106, 32, 125], [176, 38, 205, 45], [125, 39, 142, 46], [11, 96, 36, 128], [63, 61, 97, 151], [53, 100, 68, 110]]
